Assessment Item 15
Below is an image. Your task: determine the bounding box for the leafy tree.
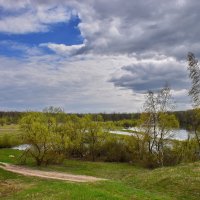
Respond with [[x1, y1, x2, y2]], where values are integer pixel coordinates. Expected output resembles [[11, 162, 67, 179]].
[[137, 86, 179, 166], [20, 112, 64, 165], [188, 108, 200, 152], [64, 114, 87, 158], [83, 115, 109, 161]]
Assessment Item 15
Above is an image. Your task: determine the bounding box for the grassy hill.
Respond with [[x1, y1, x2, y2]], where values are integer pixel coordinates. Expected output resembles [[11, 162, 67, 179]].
[[0, 148, 200, 200]]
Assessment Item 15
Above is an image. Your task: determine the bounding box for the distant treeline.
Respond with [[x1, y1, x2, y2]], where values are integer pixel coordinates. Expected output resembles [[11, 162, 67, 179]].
[[0, 111, 23, 124], [0, 110, 193, 128], [0, 111, 139, 122], [77, 113, 140, 121], [172, 110, 193, 129]]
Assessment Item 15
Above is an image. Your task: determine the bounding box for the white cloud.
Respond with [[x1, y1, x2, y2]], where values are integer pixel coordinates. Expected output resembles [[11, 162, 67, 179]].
[[0, 51, 143, 112], [40, 43, 85, 56], [69, 0, 200, 60], [0, 2, 72, 34], [1, 0, 200, 59], [0, 0, 198, 111]]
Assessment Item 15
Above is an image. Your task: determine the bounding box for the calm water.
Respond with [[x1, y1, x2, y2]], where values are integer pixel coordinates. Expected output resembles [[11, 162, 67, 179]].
[[12, 144, 30, 150], [110, 128, 195, 141]]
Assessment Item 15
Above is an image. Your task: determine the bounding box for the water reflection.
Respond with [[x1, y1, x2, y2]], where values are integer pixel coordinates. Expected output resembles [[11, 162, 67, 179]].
[[110, 128, 195, 141], [12, 144, 30, 150]]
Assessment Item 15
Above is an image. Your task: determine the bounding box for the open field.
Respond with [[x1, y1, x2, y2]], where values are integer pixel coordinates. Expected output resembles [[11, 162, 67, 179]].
[[0, 148, 200, 200], [0, 125, 22, 148], [0, 124, 20, 136]]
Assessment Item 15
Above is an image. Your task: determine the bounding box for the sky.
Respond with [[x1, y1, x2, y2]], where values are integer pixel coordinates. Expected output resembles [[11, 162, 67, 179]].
[[0, 0, 198, 113]]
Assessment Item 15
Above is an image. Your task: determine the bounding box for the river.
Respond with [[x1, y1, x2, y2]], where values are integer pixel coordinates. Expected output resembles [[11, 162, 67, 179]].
[[110, 128, 195, 141]]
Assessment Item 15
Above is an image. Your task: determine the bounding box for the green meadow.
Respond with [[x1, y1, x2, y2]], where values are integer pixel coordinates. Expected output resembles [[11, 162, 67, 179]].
[[0, 148, 200, 200]]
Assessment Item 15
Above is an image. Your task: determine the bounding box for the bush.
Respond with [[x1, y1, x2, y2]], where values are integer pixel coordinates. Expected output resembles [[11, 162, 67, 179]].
[[0, 134, 11, 148], [43, 151, 65, 165], [0, 134, 21, 148], [100, 136, 132, 162]]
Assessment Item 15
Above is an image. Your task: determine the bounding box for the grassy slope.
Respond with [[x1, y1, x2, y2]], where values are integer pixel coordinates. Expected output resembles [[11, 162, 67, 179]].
[[0, 149, 200, 200]]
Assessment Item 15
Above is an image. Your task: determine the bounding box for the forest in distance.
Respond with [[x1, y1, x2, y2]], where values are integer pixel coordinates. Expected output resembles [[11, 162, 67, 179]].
[[0, 109, 195, 129]]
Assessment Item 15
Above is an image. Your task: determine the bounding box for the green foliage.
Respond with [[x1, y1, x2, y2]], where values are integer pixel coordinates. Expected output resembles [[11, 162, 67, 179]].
[[18, 108, 199, 168], [0, 117, 7, 126], [20, 112, 66, 165], [158, 113, 179, 131], [0, 134, 14, 148], [0, 126, 21, 148], [19, 112, 116, 164], [171, 139, 199, 163], [101, 135, 132, 162], [64, 114, 88, 158], [114, 119, 137, 128], [83, 115, 106, 161], [7, 100, 194, 168], [134, 86, 181, 167]]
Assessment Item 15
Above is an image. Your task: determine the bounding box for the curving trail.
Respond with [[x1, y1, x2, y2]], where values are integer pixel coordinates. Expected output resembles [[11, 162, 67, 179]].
[[0, 162, 107, 183]]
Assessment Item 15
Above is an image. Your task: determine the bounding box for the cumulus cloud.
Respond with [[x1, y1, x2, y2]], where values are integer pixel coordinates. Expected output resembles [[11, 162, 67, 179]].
[[0, 2, 73, 34], [69, 0, 200, 59], [110, 57, 190, 92], [0, 51, 141, 112], [1, 0, 200, 58], [0, 0, 198, 111]]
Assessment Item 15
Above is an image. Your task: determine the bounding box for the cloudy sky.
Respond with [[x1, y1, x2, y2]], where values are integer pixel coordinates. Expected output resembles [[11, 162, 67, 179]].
[[0, 0, 198, 113]]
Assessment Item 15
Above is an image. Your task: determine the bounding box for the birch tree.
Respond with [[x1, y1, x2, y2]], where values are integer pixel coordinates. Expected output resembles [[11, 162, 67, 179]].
[[138, 86, 179, 166]]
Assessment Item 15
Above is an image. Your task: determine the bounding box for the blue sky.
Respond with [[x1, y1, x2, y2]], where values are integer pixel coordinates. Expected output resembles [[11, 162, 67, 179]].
[[0, 0, 198, 112], [0, 15, 83, 57], [0, 16, 83, 46]]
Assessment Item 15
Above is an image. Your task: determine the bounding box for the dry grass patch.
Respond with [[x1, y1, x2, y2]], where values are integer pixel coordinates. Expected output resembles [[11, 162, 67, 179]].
[[0, 180, 28, 198]]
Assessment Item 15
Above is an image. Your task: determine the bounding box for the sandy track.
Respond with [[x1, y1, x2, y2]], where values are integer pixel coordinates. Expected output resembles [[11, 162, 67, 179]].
[[0, 162, 106, 183]]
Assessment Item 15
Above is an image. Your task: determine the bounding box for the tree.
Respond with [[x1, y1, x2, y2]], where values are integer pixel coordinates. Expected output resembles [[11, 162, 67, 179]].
[[20, 112, 64, 165], [43, 106, 64, 114], [187, 52, 200, 107], [83, 115, 109, 161], [189, 108, 200, 152], [187, 53, 200, 155], [64, 114, 87, 158], [137, 86, 179, 166]]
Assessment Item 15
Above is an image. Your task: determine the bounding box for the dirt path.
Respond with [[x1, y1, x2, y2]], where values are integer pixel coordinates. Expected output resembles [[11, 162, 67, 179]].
[[0, 162, 107, 183]]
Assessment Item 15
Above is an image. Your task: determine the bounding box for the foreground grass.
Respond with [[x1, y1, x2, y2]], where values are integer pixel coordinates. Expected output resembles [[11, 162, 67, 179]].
[[0, 149, 200, 200]]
